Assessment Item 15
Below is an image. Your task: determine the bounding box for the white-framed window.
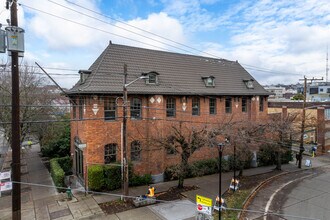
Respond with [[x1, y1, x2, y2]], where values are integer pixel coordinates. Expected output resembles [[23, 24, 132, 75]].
[[202, 76, 215, 87], [130, 98, 142, 119], [104, 97, 116, 121], [192, 97, 200, 115], [325, 109, 330, 120]]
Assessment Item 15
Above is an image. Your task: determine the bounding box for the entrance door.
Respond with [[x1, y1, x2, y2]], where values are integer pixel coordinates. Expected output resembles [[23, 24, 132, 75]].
[[75, 146, 84, 181]]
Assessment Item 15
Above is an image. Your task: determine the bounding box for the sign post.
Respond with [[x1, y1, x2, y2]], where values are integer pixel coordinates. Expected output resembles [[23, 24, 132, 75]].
[[196, 194, 213, 219], [0, 170, 12, 197]]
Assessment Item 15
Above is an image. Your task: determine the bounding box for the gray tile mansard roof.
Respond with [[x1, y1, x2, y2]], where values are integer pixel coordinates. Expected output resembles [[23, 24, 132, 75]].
[[68, 42, 271, 96]]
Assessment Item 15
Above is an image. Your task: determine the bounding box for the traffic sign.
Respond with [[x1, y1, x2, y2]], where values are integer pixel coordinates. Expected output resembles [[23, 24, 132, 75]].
[[196, 195, 213, 216], [0, 171, 11, 180], [196, 194, 212, 207], [0, 181, 12, 191], [196, 204, 212, 215]]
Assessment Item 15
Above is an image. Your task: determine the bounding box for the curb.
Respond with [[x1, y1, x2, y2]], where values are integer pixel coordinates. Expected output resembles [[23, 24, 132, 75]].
[[238, 164, 327, 220]]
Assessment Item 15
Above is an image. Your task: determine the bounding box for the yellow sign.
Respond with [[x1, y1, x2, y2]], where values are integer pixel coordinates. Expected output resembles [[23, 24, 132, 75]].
[[196, 194, 212, 207]]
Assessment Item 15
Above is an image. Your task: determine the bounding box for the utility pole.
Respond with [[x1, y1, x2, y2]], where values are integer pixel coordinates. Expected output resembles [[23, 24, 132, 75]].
[[122, 64, 129, 200], [10, 0, 21, 219], [298, 76, 323, 168]]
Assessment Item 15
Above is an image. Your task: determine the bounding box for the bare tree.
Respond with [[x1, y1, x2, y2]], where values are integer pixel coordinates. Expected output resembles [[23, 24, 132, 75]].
[[0, 63, 59, 146], [154, 122, 208, 188], [267, 112, 298, 170]]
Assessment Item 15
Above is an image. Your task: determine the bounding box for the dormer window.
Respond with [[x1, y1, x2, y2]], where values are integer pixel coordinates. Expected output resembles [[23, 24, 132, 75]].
[[143, 71, 159, 84], [202, 76, 215, 87], [243, 79, 254, 89]]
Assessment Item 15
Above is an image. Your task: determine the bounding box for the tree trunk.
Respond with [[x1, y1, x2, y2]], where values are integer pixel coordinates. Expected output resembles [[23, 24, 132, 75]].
[[275, 150, 282, 170], [238, 168, 243, 177], [178, 153, 189, 189]]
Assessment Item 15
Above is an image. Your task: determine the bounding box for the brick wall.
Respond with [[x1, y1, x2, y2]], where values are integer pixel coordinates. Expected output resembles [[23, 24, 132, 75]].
[[70, 94, 268, 180]]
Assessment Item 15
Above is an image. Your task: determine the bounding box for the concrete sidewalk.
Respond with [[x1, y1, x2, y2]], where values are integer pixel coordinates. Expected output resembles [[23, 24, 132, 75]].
[[0, 144, 106, 220]]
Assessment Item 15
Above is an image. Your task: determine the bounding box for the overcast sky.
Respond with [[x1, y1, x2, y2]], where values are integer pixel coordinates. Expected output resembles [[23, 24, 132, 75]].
[[0, 0, 329, 89]]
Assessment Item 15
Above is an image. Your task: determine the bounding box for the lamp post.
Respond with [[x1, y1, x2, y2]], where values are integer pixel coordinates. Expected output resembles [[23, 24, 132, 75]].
[[218, 143, 225, 218], [122, 64, 148, 200], [233, 142, 236, 191]]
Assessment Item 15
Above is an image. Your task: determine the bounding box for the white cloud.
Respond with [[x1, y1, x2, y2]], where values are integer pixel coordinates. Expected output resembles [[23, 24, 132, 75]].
[[200, 0, 330, 84], [113, 12, 186, 50]]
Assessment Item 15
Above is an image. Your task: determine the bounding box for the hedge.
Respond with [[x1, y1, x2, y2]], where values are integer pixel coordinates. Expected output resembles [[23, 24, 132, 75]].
[[88, 164, 152, 191], [56, 156, 72, 175], [50, 158, 65, 191], [88, 165, 104, 191], [164, 158, 224, 181]]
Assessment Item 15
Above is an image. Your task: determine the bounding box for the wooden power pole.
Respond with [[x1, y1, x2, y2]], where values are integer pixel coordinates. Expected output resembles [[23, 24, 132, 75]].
[[298, 76, 323, 168], [10, 1, 21, 219]]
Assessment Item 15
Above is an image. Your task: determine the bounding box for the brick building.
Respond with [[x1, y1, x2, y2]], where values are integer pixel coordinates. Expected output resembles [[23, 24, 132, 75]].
[[268, 101, 330, 153], [67, 42, 270, 184]]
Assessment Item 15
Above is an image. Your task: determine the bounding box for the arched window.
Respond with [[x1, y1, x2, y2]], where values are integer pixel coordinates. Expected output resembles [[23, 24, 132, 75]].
[[131, 140, 141, 161], [104, 143, 117, 164]]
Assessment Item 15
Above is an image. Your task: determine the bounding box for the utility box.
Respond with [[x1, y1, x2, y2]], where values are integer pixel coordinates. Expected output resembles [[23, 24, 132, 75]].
[[5, 26, 24, 52], [0, 30, 5, 53]]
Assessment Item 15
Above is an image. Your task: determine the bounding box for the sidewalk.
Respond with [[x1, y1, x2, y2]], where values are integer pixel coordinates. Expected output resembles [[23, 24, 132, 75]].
[[0, 143, 106, 220]]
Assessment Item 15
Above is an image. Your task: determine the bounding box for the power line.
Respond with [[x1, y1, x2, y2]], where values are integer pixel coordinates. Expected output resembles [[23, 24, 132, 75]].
[[18, 3, 178, 54], [61, 0, 303, 77], [19, 2, 304, 77], [48, 0, 202, 56]]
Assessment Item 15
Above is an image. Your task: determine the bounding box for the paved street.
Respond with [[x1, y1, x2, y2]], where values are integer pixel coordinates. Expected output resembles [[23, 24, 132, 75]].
[[244, 156, 330, 220], [279, 167, 330, 220]]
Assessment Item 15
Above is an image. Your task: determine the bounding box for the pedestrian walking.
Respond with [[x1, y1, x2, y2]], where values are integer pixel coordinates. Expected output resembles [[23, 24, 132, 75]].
[[295, 153, 299, 165]]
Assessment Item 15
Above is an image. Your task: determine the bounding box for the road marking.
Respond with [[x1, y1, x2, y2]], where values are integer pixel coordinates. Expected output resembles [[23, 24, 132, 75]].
[[263, 172, 317, 220], [264, 180, 294, 220]]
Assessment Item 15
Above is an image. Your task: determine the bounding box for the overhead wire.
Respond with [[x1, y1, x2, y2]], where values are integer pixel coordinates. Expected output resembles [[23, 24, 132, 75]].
[[6, 174, 325, 220], [61, 0, 303, 77], [18, 3, 178, 54], [18, 2, 304, 77]]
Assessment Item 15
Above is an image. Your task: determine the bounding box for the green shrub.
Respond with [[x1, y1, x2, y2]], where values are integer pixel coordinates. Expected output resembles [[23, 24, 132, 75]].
[[190, 158, 218, 177], [257, 145, 276, 166], [130, 174, 152, 186], [87, 163, 151, 191], [164, 164, 180, 181], [56, 156, 72, 175], [88, 165, 104, 191], [221, 158, 230, 172], [257, 145, 292, 166], [103, 165, 122, 191], [164, 158, 225, 181], [41, 123, 71, 159], [282, 148, 293, 163], [228, 147, 254, 172], [50, 158, 65, 191]]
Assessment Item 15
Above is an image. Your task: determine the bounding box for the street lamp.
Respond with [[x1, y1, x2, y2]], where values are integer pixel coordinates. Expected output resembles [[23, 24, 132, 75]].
[[122, 64, 148, 200], [218, 142, 225, 217]]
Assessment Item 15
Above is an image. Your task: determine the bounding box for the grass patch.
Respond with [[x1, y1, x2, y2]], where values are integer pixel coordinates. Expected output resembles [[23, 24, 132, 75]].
[[214, 189, 252, 220]]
